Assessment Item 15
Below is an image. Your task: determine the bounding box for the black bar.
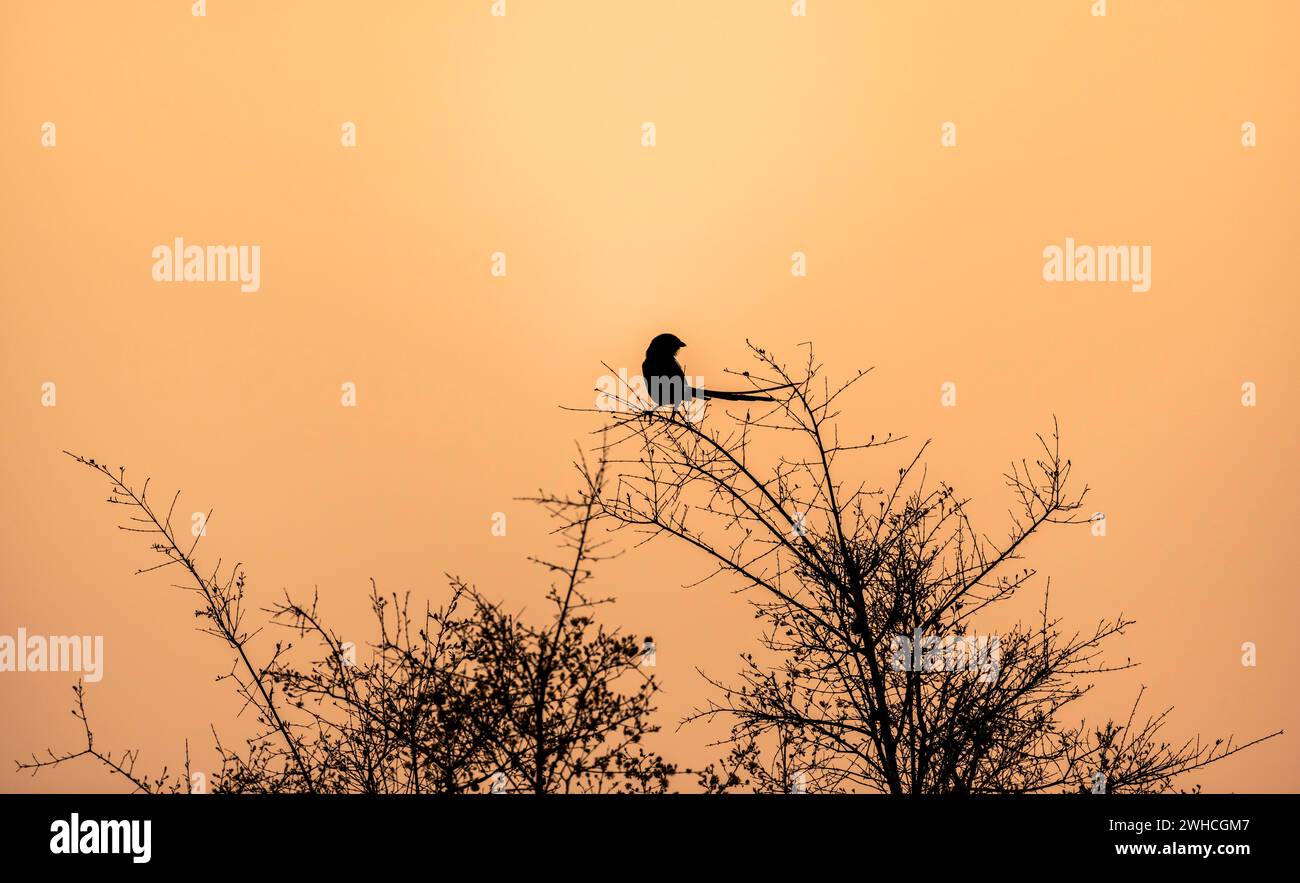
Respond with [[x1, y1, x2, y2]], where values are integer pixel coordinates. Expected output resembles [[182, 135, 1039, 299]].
[[0, 793, 1285, 869]]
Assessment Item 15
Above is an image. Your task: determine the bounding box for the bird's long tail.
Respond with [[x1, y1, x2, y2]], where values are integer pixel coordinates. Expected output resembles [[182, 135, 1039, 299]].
[[692, 387, 775, 402]]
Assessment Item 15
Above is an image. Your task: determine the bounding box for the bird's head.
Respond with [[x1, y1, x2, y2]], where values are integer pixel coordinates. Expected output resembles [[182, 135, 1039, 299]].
[[646, 333, 686, 357]]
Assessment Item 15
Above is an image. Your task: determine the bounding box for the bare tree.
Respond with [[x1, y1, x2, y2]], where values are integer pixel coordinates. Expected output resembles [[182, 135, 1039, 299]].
[[18, 449, 673, 793], [590, 343, 1281, 794]]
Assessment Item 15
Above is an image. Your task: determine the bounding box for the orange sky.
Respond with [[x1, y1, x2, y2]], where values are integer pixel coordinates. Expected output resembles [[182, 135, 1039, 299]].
[[1, 0, 1296, 792]]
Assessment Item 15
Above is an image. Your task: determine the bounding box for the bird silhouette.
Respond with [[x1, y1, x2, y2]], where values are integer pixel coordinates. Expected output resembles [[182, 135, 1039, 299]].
[[641, 333, 781, 406]]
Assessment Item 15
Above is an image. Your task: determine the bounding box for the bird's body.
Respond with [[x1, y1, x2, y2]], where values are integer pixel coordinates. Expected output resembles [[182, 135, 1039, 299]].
[[641, 333, 774, 406]]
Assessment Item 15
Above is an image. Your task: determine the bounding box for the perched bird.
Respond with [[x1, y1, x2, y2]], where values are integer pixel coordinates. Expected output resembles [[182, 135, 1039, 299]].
[[641, 333, 778, 406]]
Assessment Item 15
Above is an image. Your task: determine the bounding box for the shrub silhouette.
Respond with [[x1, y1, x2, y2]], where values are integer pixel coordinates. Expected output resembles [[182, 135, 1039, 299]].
[[588, 343, 1281, 793], [20, 449, 672, 794]]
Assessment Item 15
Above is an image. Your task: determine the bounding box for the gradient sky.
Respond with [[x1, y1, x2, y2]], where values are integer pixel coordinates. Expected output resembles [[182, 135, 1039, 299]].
[[1, 0, 1296, 792]]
